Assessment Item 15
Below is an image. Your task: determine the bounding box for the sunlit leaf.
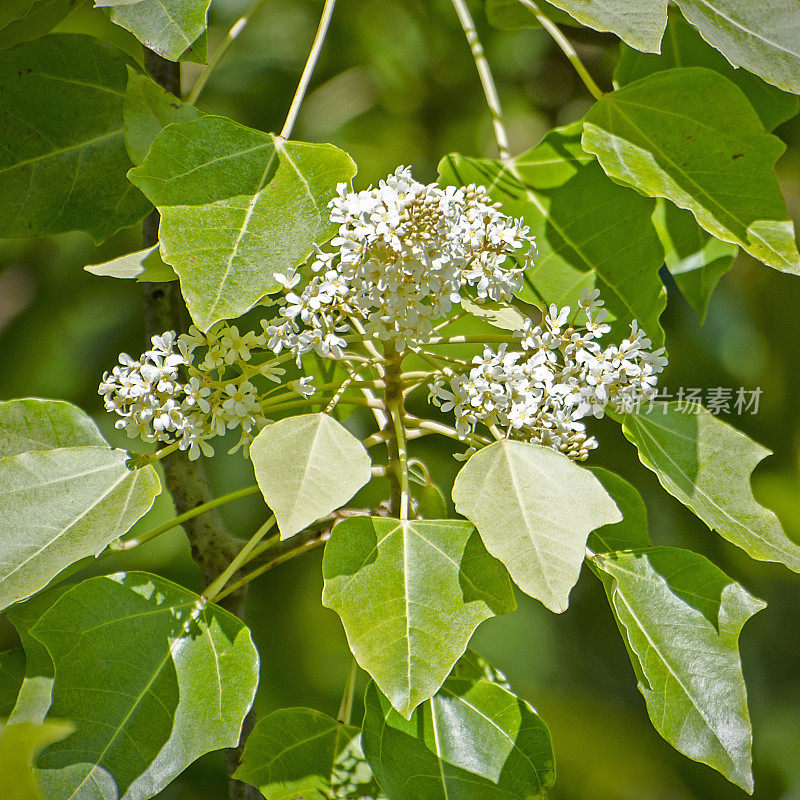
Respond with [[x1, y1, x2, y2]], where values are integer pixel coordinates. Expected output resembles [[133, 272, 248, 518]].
[[362, 651, 556, 800], [582, 68, 800, 274], [593, 547, 765, 791], [673, 0, 800, 94], [622, 403, 800, 571], [99, 0, 211, 62], [0, 35, 151, 242], [250, 413, 372, 539], [128, 115, 357, 330], [84, 245, 178, 282], [0, 398, 106, 459], [0, 719, 73, 800], [452, 440, 621, 612], [440, 124, 667, 346], [30, 572, 259, 800], [615, 9, 799, 131], [323, 517, 515, 718], [0, 447, 160, 612]]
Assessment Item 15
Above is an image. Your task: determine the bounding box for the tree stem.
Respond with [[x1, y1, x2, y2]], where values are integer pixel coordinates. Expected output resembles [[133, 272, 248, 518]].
[[140, 48, 264, 800]]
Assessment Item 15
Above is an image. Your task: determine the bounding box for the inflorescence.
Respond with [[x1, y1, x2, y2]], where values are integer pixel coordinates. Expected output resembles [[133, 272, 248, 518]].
[[99, 166, 666, 461]]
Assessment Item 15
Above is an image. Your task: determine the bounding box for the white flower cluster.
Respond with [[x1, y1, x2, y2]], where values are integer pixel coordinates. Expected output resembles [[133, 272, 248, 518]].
[[266, 166, 535, 359], [429, 290, 668, 460], [98, 325, 287, 459]]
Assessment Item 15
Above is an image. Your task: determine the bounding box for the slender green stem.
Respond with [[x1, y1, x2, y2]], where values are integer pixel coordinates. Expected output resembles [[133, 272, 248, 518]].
[[186, 0, 271, 104], [203, 516, 277, 604], [110, 485, 261, 551], [425, 334, 517, 346], [450, 0, 511, 162], [516, 0, 604, 100], [265, 396, 387, 415], [213, 529, 330, 602], [337, 658, 358, 725], [278, 0, 338, 140], [433, 311, 468, 332], [363, 426, 427, 449], [390, 398, 410, 520], [128, 440, 181, 468], [406, 414, 492, 447]]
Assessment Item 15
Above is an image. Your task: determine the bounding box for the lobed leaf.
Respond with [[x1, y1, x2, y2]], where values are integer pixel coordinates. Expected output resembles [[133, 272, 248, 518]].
[[235, 708, 382, 800], [250, 413, 372, 540], [673, 0, 800, 94], [622, 402, 800, 571], [452, 440, 621, 612], [30, 572, 260, 800], [586, 466, 650, 552], [440, 124, 667, 346], [582, 68, 800, 274], [0, 35, 151, 242], [99, 0, 211, 62], [593, 547, 764, 791], [0, 447, 161, 613], [128, 116, 357, 331], [322, 517, 515, 718], [0, 398, 107, 459], [615, 9, 799, 131], [362, 651, 556, 800]]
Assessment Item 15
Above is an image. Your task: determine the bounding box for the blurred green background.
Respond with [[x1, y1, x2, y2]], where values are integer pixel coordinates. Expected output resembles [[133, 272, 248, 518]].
[[2, 1, 800, 797]]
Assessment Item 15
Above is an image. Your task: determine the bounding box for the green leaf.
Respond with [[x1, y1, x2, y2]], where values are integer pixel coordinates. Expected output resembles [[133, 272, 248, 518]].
[[322, 517, 515, 718], [6, 586, 72, 725], [0, 0, 77, 50], [99, 0, 211, 62], [0, 648, 26, 717], [622, 402, 800, 572], [673, 0, 800, 94], [460, 298, 528, 331], [362, 652, 556, 800], [0, 0, 38, 30], [234, 708, 380, 800], [582, 68, 800, 275], [484, 0, 578, 29], [250, 413, 372, 540], [615, 9, 799, 131], [30, 572, 259, 800], [652, 201, 737, 323], [0, 398, 106, 458], [84, 245, 178, 283], [452, 440, 621, 612], [439, 124, 667, 346], [128, 116, 357, 331], [0, 720, 73, 800], [0, 446, 160, 612], [0, 34, 151, 242], [593, 547, 765, 791], [123, 67, 199, 166], [586, 467, 650, 552], [532, 0, 668, 53]]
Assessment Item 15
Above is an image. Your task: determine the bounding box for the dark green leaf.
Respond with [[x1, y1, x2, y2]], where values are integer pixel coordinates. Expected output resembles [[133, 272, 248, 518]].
[[0, 720, 73, 800], [615, 9, 799, 131], [31, 572, 260, 800], [250, 413, 372, 540], [673, 0, 800, 94], [593, 547, 765, 791], [622, 402, 800, 571], [100, 0, 211, 63], [322, 517, 515, 718], [582, 68, 800, 274], [123, 68, 199, 166], [128, 116, 357, 330], [0, 398, 106, 459], [652, 200, 737, 322], [452, 440, 621, 612], [484, 0, 579, 29], [0, 0, 77, 50], [0, 447, 160, 612], [0, 34, 151, 242], [440, 124, 667, 346], [0, 648, 26, 717], [362, 652, 556, 800], [586, 467, 650, 552], [235, 708, 380, 800]]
